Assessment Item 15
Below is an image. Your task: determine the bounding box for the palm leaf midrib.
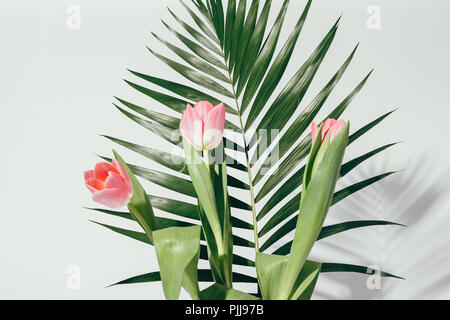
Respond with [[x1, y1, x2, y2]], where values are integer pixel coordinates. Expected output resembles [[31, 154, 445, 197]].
[[187, 20, 260, 252]]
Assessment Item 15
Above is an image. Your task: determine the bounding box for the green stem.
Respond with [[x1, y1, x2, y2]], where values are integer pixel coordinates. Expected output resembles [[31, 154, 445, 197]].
[[225, 70, 260, 253], [203, 149, 231, 287], [203, 150, 211, 172]]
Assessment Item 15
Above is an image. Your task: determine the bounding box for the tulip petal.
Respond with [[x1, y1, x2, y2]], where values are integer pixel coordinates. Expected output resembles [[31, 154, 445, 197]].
[[112, 159, 133, 194], [180, 104, 204, 151], [194, 101, 215, 123], [322, 119, 336, 142], [104, 172, 128, 191], [92, 188, 131, 208], [330, 119, 346, 143], [86, 178, 105, 193], [84, 170, 94, 180], [203, 103, 225, 150], [180, 105, 193, 143], [311, 122, 319, 143], [94, 162, 119, 181]]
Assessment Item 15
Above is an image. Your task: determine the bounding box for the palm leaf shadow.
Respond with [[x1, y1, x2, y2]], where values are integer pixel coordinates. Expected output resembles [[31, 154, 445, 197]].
[[311, 152, 450, 299]]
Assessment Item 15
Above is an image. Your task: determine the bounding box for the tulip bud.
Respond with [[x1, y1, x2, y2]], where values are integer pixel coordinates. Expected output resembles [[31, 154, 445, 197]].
[[308, 119, 348, 184], [280, 120, 349, 299], [84, 160, 133, 208], [180, 101, 225, 151], [311, 119, 347, 145]]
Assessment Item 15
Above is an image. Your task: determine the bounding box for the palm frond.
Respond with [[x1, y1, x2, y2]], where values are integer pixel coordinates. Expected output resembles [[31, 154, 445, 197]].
[[90, 0, 402, 293]]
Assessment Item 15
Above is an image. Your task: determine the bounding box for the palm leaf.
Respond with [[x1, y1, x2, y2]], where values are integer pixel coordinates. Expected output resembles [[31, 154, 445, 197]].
[[239, 0, 290, 109], [108, 270, 257, 287], [92, 0, 402, 295], [91, 220, 255, 266], [109, 261, 402, 288], [259, 172, 397, 251], [273, 220, 405, 255]]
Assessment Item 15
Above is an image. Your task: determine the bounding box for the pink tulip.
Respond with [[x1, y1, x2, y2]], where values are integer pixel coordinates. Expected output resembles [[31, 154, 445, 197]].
[[311, 119, 347, 144], [84, 160, 133, 208], [180, 101, 226, 151]]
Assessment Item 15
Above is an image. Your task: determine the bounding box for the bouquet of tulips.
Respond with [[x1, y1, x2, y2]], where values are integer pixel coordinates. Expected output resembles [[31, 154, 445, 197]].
[[83, 0, 402, 300]]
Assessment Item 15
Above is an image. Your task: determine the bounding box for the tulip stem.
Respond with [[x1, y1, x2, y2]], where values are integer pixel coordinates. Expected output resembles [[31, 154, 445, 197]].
[[203, 150, 210, 172], [225, 70, 260, 254]]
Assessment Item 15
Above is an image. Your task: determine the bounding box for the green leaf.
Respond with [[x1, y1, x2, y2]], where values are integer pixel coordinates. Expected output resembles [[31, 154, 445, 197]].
[[348, 109, 397, 145], [193, 0, 214, 25], [114, 97, 180, 129], [208, 0, 225, 46], [147, 47, 234, 98], [124, 79, 188, 114], [332, 172, 395, 205], [199, 283, 259, 300], [156, 195, 253, 229], [91, 205, 253, 247], [92, 220, 254, 268], [183, 140, 226, 260], [326, 70, 374, 121], [250, 43, 357, 166], [211, 150, 234, 286], [151, 195, 198, 219], [168, 8, 222, 56], [89, 201, 195, 223], [255, 253, 288, 300], [184, 141, 236, 287], [245, 0, 312, 130], [104, 136, 185, 173], [153, 226, 201, 299], [224, 0, 236, 59], [255, 109, 395, 210], [260, 171, 396, 251], [228, 0, 247, 70], [114, 151, 156, 241], [254, 137, 310, 192], [340, 143, 398, 177], [114, 104, 180, 145], [273, 220, 405, 255], [179, 0, 218, 42], [321, 263, 404, 280], [251, 68, 372, 188], [108, 262, 403, 288], [281, 123, 349, 299], [127, 165, 194, 197], [91, 221, 152, 245], [239, 0, 290, 111], [109, 272, 161, 286], [160, 21, 227, 71], [87, 208, 134, 221], [128, 70, 238, 116], [290, 261, 321, 300], [235, 0, 272, 89], [302, 123, 324, 191], [109, 270, 257, 286], [103, 154, 250, 215], [88, 193, 252, 230], [320, 220, 405, 240], [152, 32, 229, 82], [231, 0, 259, 82]]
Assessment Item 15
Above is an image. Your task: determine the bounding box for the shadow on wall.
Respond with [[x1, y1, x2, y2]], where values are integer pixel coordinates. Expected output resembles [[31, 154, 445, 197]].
[[312, 153, 450, 299]]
